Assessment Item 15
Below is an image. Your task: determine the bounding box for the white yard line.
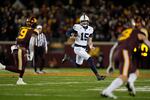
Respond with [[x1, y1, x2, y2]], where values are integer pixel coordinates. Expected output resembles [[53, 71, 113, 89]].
[[87, 86, 150, 92], [0, 82, 150, 92], [0, 80, 150, 86]]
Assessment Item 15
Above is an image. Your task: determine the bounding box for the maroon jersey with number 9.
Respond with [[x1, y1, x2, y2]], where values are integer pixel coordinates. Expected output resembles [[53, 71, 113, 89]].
[[16, 26, 37, 49], [117, 28, 145, 52]]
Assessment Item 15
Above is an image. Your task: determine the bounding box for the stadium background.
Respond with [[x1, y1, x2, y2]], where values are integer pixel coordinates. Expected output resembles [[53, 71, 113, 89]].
[[0, 0, 150, 68]]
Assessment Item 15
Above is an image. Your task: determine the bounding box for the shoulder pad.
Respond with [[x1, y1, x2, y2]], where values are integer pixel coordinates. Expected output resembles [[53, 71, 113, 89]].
[[73, 24, 82, 31], [21, 26, 31, 29], [140, 28, 148, 38], [88, 26, 94, 33]]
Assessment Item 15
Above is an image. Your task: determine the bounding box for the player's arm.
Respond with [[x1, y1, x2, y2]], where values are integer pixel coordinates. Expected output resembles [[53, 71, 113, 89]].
[[106, 42, 118, 74], [28, 34, 36, 61], [66, 28, 77, 37], [88, 35, 95, 50], [66, 28, 77, 44], [138, 33, 150, 48]]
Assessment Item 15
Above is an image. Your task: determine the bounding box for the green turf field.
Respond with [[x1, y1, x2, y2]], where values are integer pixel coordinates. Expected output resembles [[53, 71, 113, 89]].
[[0, 68, 150, 100]]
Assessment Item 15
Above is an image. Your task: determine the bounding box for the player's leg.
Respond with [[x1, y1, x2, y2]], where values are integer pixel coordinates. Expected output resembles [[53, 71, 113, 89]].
[[0, 50, 19, 72], [0, 62, 26, 82], [62, 53, 70, 63], [62, 45, 74, 64], [75, 54, 83, 67], [0, 48, 27, 85], [74, 47, 105, 80], [126, 73, 137, 96], [0, 49, 22, 73], [102, 50, 129, 99], [62, 53, 81, 68], [16, 48, 27, 85], [126, 53, 139, 96], [126, 69, 139, 96], [87, 57, 105, 80]]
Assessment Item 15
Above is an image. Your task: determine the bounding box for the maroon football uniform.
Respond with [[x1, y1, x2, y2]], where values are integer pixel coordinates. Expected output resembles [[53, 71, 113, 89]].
[[113, 28, 146, 75], [5, 26, 38, 78]]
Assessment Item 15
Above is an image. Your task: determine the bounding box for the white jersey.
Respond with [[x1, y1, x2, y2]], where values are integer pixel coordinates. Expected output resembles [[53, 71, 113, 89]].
[[73, 24, 94, 46]]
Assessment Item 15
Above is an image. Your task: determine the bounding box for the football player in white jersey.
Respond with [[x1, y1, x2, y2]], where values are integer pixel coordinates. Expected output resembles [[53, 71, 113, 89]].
[[62, 14, 106, 80]]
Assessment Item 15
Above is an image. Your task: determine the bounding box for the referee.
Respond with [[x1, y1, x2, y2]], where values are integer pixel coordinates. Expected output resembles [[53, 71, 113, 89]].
[[33, 25, 48, 74]]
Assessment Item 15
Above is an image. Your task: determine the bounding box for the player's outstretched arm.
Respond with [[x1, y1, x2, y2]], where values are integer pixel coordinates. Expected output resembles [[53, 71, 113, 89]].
[[138, 33, 150, 48], [66, 28, 77, 45], [28, 36, 35, 61], [144, 39, 150, 48], [106, 42, 118, 74]]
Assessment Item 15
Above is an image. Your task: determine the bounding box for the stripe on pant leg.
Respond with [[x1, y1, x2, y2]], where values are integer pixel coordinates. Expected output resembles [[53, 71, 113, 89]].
[[122, 50, 129, 76], [18, 48, 22, 70]]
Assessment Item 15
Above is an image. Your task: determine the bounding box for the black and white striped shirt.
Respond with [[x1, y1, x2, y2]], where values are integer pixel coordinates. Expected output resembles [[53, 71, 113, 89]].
[[35, 33, 47, 47]]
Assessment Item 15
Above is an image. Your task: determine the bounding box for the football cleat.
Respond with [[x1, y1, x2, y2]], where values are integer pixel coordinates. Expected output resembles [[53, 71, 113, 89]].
[[16, 78, 27, 85], [97, 75, 106, 81], [101, 91, 117, 99], [0, 63, 6, 70], [37, 71, 46, 74], [61, 54, 70, 64], [126, 82, 136, 96]]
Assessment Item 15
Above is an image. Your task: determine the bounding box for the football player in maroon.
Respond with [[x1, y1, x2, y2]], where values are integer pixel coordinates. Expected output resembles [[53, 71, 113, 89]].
[[101, 17, 150, 99], [0, 17, 39, 85]]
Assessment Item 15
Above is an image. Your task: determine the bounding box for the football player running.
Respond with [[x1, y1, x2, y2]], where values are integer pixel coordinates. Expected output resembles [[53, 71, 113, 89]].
[[0, 17, 39, 85], [101, 17, 150, 99], [62, 14, 106, 80]]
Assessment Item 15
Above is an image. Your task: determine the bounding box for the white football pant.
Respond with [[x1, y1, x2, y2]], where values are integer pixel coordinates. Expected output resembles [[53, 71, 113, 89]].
[[74, 47, 90, 65]]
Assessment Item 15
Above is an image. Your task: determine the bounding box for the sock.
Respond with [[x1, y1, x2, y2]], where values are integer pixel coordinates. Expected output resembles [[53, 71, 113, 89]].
[[18, 77, 23, 81], [19, 70, 25, 78], [5, 66, 25, 78], [104, 78, 123, 94], [87, 57, 98, 75], [128, 73, 137, 84]]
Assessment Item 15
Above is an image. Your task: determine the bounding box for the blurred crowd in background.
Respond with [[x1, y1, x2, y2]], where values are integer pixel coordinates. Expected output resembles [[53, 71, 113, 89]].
[[0, 0, 150, 42]]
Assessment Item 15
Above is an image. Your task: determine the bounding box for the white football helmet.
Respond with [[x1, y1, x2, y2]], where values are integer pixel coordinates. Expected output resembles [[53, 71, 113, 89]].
[[80, 14, 89, 27]]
